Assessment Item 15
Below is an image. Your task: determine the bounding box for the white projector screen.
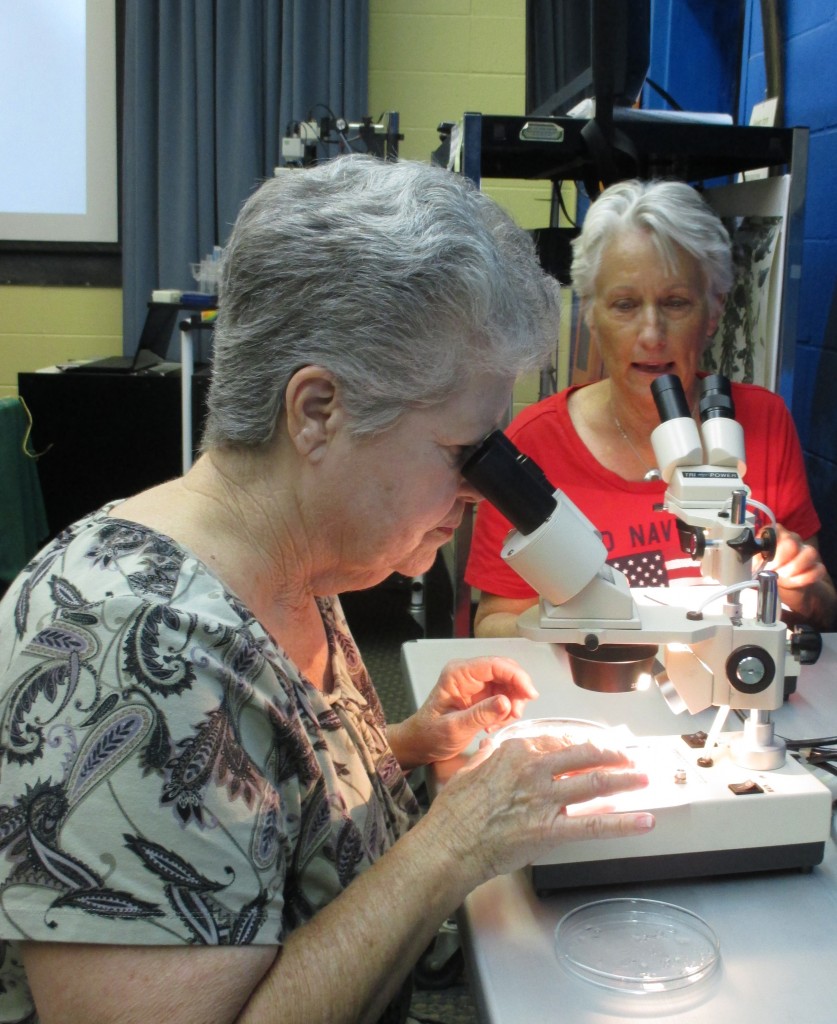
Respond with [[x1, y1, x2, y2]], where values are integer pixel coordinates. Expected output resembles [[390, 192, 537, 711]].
[[0, 0, 118, 244]]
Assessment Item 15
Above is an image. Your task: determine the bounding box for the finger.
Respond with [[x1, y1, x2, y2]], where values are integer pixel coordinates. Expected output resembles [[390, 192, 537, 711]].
[[436, 696, 515, 744], [480, 656, 540, 699], [785, 544, 823, 574], [767, 540, 804, 569], [554, 767, 650, 808], [773, 548, 826, 588], [538, 738, 635, 771], [765, 529, 822, 576], [558, 810, 656, 841], [445, 657, 539, 701], [471, 694, 514, 733], [506, 694, 534, 721], [779, 564, 826, 591]]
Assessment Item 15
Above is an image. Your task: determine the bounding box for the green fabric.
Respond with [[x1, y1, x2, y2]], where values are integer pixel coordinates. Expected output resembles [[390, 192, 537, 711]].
[[0, 397, 48, 582]]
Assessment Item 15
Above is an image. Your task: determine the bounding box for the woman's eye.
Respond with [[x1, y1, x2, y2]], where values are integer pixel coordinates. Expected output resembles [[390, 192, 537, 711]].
[[448, 445, 475, 469]]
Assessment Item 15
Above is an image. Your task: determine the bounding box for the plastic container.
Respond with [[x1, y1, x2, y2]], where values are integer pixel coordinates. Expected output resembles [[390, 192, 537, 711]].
[[555, 898, 720, 994], [492, 717, 608, 748]]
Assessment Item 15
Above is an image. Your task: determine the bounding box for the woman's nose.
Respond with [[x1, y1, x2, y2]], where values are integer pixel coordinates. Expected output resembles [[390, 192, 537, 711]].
[[637, 304, 665, 344]]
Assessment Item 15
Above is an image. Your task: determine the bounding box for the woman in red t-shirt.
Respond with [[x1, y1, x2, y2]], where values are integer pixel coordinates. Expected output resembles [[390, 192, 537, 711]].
[[468, 179, 836, 635]]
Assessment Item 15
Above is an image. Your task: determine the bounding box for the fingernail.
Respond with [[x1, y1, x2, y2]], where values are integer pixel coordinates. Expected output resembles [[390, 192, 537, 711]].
[[636, 813, 655, 831]]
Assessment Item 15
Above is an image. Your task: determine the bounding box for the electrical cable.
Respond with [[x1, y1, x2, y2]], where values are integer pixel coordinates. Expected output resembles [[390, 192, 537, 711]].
[[18, 395, 51, 458], [693, 579, 759, 615], [797, 750, 837, 777], [305, 102, 339, 122], [644, 77, 683, 111], [782, 735, 837, 750], [748, 497, 777, 529], [559, 192, 575, 227], [780, 731, 837, 776]]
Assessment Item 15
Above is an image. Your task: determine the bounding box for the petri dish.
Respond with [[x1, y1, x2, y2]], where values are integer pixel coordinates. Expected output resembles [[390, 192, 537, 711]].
[[492, 717, 607, 747], [555, 898, 720, 994]]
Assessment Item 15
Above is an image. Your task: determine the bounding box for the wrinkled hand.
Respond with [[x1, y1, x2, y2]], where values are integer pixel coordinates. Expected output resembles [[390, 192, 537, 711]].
[[762, 525, 827, 592], [759, 525, 837, 630], [428, 735, 654, 884], [392, 657, 538, 768]]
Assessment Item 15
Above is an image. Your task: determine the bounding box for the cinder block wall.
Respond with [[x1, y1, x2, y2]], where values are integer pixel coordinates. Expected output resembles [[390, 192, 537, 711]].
[[0, 287, 121, 400], [369, 0, 546, 216], [368, 0, 564, 417], [748, 0, 837, 581]]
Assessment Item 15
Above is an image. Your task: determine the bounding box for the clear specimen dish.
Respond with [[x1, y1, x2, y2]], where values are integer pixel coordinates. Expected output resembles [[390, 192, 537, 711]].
[[492, 717, 607, 747], [554, 898, 720, 994]]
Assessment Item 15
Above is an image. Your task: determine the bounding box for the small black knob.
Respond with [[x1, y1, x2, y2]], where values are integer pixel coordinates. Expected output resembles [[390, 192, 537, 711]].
[[727, 528, 763, 563], [728, 526, 777, 564], [758, 526, 778, 560], [790, 624, 822, 665], [677, 522, 705, 559]]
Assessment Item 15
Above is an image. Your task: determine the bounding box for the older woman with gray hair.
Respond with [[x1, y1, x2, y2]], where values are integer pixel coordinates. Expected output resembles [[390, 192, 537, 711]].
[[468, 177, 836, 638], [0, 156, 655, 1024]]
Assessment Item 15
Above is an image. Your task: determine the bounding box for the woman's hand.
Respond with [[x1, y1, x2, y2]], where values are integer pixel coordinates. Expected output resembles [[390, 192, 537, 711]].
[[424, 735, 654, 885], [387, 656, 538, 770], [761, 527, 837, 631]]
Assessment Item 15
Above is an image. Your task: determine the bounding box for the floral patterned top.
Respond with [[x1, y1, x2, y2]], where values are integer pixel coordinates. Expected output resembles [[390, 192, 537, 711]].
[[0, 504, 420, 1020]]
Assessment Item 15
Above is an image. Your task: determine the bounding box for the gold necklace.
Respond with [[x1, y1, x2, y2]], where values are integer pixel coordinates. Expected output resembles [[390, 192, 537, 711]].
[[611, 403, 662, 482]]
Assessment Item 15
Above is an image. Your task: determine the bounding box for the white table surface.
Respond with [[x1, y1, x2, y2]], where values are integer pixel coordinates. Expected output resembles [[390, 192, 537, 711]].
[[400, 634, 837, 1023]]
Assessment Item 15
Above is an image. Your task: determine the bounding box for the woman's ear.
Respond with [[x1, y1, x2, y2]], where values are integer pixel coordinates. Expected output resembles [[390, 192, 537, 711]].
[[285, 366, 344, 460]]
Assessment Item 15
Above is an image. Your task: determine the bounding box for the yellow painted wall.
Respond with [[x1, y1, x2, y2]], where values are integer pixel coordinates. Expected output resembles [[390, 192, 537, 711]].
[[369, 0, 570, 415], [369, 0, 552, 224], [0, 286, 122, 399]]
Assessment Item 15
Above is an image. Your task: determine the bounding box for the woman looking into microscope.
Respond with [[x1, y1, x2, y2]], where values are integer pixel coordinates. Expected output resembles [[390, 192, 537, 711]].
[[467, 179, 836, 637]]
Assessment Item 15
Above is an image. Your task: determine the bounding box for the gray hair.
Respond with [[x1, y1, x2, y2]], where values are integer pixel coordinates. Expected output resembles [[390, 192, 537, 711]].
[[570, 179, 733, 322], [202, 154, 560, 448]]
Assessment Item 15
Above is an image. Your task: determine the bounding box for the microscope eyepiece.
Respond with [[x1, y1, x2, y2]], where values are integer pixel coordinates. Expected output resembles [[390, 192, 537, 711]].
[[461, 431, 557, 536], [651, 373, 691, 422], [699, 373, 736, 421]]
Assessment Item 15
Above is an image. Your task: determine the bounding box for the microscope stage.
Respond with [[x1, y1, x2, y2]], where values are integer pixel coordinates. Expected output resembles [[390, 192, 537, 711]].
[[531, 732, 832, 893]]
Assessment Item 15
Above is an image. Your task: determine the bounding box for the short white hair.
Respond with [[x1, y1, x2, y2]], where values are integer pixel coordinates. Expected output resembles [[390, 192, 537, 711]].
[[571, 179, 733, 321], [203, 155, 561, 448]]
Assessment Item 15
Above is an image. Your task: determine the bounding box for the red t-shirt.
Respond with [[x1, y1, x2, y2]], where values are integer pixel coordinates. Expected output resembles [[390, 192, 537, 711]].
[[465, 382, 821, 599]]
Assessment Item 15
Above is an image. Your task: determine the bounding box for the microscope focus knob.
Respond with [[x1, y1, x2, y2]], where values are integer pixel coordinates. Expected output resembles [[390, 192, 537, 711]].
[[726, 645, 775, 694], [758, 526, 778, 560], [677, 522, 705, 559], [728, 526, 777, 564], [790, 624, 823, 665]]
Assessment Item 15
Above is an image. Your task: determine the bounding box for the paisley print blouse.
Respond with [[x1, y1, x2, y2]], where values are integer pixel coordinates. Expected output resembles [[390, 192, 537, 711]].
[[0, 505, 420, 1019]]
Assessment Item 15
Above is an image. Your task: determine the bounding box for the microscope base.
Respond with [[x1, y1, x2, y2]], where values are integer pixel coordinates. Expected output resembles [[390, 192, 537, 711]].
[[531, 839, 825, 893], [530, 732, 832, 894]]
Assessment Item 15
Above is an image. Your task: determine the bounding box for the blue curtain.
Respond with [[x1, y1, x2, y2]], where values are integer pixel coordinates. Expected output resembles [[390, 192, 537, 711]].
[[121, 0, 369, 355]]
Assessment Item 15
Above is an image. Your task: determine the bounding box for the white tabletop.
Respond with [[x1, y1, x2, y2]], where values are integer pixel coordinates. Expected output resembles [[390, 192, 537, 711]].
[[401, 634, 837, 1023]]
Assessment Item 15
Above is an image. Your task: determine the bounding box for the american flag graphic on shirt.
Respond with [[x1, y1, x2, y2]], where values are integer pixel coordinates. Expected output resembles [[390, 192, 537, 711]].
[[610, 551, 669, 587]]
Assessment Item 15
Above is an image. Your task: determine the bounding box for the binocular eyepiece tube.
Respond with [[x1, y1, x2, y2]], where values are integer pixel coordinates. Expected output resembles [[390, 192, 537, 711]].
[[460, 431, 557, 536], [651, 372, 736, 424]]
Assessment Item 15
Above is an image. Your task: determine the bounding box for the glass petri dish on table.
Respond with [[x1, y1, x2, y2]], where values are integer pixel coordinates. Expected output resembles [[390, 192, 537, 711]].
[[492, 717, 607, 747], [555, 898, 720, 994]]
